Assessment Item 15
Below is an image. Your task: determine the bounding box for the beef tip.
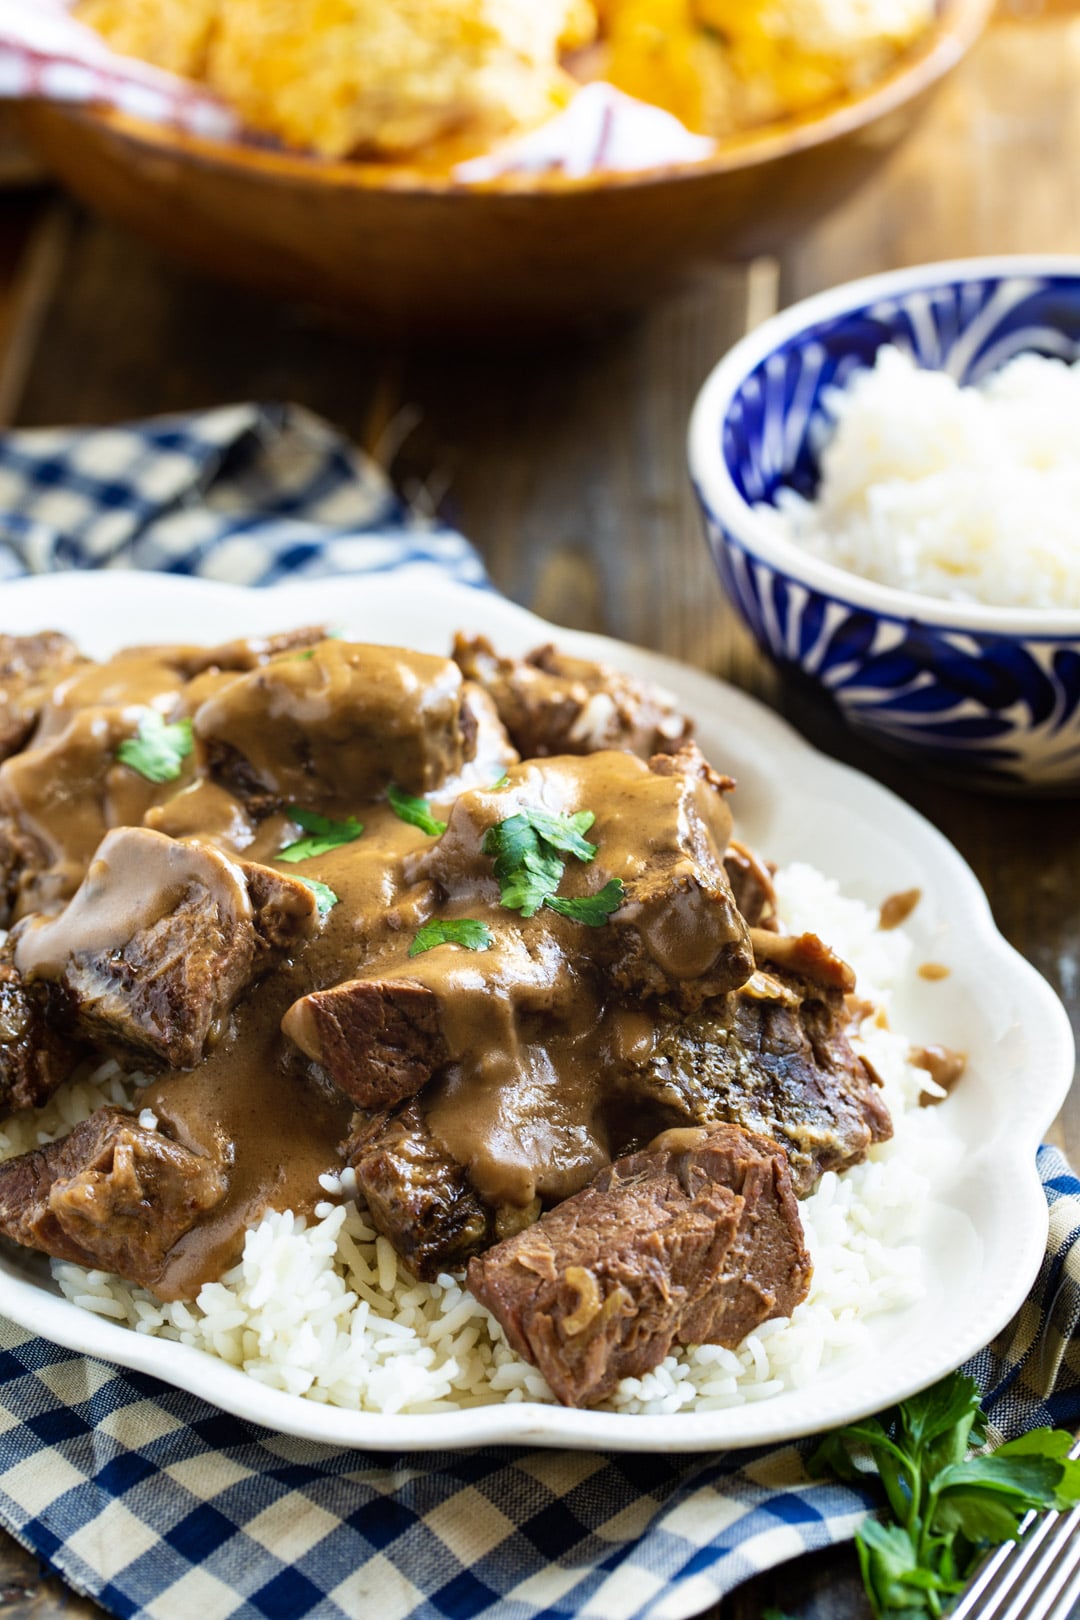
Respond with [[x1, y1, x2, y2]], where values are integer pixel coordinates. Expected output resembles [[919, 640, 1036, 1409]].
[[0, 816, 44, 930], [748, 928, 854, 994], [284, 978, 449, 1110], [0, 632, 86, 761], [411, 747, 753, 1009], [467, 1124, 810, 1409], [601, 745, 752, 1006], [724, 841, 777, 929], [0, 1107, 226, 1288], [13, 828, 318, 1070], [194, 640, 476, 813], [0, 941, 80, 1117], [453, 633, 692, 760], [126, 626, 328, 679], [617, 964, 892, 1196], [345, 1102, 496, 1280]]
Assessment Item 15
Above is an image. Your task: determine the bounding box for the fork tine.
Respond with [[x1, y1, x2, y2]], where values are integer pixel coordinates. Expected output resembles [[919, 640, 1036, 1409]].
[[1008, 1507, 1080, 1620]]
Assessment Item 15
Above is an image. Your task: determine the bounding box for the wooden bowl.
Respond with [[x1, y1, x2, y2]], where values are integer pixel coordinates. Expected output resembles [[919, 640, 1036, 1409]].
[[19, 0, 992, 337]]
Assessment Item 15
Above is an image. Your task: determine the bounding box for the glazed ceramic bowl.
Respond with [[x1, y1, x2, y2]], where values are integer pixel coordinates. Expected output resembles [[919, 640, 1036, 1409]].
[[689, 257, 1080, 793], [16, 0, 990, 336]]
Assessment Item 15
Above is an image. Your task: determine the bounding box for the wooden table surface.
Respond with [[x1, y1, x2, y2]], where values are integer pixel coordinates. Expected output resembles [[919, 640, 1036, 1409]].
[[0, 4, 1077, 1615]]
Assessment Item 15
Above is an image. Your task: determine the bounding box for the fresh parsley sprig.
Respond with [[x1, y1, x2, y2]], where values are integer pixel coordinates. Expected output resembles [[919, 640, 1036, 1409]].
[[387, 784, 447, 838], [294, 876, 339, 917], [116, 710, 194, 784], [482, 808, 623, 926], [278, 808, 364, 862], [809, 1372, 1080, 1617], [409, 919, 492, 958]]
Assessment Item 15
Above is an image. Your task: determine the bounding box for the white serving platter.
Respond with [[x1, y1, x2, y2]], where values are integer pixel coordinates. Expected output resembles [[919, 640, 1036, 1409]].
[[0, 569, 1072, 1452]]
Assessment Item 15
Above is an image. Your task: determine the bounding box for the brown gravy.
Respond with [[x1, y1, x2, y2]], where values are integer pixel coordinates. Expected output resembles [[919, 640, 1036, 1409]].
[[911, 1044, 966, 1101], [918, 962, 951, 982], [879, 888, 921, 931]]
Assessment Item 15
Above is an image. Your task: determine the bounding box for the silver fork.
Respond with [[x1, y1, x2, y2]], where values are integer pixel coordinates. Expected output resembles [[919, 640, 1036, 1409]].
[[948, 1438, 1080, 1620]]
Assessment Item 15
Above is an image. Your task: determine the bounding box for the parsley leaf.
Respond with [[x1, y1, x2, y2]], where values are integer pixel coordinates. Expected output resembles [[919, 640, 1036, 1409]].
[[483, 808, 617, 924], [483, 813, 564, 917], [294, 877, 338, 916], [116, 710, 194, 784], [523, 808, 597, 862], [545, 879, 625, 927], [810, 1372, 1080, 1617], [278, 808, 364, 862], [387, 784, 447, 838], [492, 773, 510, 789], [409, 919, 493, 958]]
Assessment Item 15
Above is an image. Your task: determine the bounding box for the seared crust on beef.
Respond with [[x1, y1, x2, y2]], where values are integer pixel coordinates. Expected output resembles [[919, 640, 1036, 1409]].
[[0, 1108, 226, 1287], [13, 829, 318, 1073], [617, 966, 891, 1196], [0, 942, 80, 1116], [0, 632, 86, 762], [453, 634, 693, 760], [467, 1124, 810, 1408], [345, 1102, 493, 1279]]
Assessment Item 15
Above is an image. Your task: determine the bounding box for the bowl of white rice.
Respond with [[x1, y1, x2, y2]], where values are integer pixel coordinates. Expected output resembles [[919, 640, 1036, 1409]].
[[688, 256, 1080, 792]]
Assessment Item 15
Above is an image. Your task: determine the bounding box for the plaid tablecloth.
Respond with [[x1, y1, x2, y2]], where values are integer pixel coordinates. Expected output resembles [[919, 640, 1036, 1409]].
[[0, 404, 1077, 1620]]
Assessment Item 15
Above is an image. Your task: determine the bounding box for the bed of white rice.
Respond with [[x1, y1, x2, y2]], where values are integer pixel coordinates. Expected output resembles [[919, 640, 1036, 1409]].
[[1, 865, 945, 1416], [758, 345, 1080, 610]]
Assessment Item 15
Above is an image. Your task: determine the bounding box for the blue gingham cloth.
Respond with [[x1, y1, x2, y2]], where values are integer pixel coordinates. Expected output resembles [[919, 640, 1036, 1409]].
[[0, 406, 1077, 1620]]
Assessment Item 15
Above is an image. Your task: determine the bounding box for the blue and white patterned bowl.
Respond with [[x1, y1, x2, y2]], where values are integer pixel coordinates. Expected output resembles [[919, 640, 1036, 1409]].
[[688, 257, 1080, 791]]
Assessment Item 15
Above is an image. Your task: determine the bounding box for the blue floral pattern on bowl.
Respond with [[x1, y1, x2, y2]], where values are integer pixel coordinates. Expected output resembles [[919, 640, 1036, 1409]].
[[692, 266, 1080, 790]]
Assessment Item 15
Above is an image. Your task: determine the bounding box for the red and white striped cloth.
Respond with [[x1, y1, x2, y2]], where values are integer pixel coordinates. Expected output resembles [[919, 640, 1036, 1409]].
[[0, 0, 715, 177]]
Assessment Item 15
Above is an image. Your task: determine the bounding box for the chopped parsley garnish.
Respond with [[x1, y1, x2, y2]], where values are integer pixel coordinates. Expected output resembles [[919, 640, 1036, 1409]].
[[492, 773, 510, 789], [116, 711, 193, 784], [544, 879, 625, 928], [409, 919, 493, 958], [810, 1371, 1080, 1616], [278, 808, 364, 863], [294, 877, 338, 917], [482, 808, 620, 926], [387, 784, 447, 838]]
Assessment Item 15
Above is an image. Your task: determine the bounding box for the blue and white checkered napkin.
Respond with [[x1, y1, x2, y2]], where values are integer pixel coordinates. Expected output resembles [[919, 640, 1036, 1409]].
[[0, 405, 1077, 1620]]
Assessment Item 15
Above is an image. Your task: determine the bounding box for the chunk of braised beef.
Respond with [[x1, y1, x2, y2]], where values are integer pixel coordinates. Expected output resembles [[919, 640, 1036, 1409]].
[[452, 633, 692, 760], [285, 979, 449, 1110], [466, 1124, 810, 1408], [345, 1102, 495, 1280], [0, 632, 86, 762], [0, 1107, 226, 1288], [0, 941, 80, 1117], [194, 641, 476, 813], [615, 953, 891, 1196], [13, 828, 318, 1071]]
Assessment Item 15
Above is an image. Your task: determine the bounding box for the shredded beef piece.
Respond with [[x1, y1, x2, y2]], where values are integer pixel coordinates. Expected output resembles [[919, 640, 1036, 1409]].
[[0, 1108, 226, 1287], [0, 632, 86, 762], [13, 828, 318, 1071], [453, 633, 692, 760], [467, 1124, 810, 1408]]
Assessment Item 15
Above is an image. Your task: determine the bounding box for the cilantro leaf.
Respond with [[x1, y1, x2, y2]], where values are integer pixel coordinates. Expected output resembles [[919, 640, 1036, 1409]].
[[278, 807, 364, 862], [387, 784, 447, 838], [294, 877, 338, 916], [116, 710, 194, 784], [409, 919, 493, 958], [545, 879, 625, 927]]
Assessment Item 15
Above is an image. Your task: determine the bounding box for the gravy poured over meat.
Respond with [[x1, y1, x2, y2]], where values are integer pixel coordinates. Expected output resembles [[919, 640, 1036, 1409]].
[[0, 626, 908, 1406]]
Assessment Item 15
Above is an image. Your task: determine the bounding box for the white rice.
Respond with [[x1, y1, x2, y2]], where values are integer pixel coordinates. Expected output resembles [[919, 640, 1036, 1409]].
[[12, 865, 943, 1416], [759, 345, 1080, 609]]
